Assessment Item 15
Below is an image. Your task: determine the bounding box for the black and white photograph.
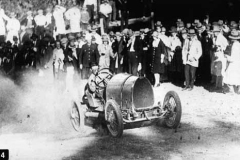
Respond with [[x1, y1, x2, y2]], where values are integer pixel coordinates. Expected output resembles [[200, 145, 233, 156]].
[[1, 0, 240, 159]]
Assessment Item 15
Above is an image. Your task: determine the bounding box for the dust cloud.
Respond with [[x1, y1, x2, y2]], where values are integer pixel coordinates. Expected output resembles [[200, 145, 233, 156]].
[[0, 68, 86, 135]]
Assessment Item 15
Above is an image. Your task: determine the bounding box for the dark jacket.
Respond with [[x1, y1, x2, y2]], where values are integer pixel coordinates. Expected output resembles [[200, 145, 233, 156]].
[[128, 36, 143, 63], [64, 46, 79, 69], [79, 43, 99, 68]]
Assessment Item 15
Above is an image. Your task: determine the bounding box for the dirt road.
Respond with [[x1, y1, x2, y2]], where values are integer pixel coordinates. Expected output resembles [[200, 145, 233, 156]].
[[1, 70, 240, 160]]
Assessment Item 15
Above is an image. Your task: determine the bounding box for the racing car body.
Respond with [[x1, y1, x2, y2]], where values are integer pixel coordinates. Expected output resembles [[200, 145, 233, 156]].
[[71, 69, 182, 137]]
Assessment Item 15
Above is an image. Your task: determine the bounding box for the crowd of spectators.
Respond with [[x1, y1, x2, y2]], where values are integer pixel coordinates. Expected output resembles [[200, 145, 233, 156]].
[[0, 0, 240, 95]]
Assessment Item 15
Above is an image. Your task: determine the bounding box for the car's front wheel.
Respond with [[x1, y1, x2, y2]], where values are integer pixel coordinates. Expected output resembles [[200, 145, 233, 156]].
[[105, 100, 123, 138], [162, 91, 182, 129]]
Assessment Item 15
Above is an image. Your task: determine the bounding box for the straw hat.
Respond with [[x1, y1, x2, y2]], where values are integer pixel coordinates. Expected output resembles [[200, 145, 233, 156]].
[[192, 19, 200, 26], [188, 29, 196, 36], [60, 37, 68, 44], [229, 30, 240, 40], [196, 23, 204, 31], [181, 29, 188, 35]]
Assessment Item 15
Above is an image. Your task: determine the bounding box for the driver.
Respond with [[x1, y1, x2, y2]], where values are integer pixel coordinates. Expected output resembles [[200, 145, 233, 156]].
[[88, 62, 99, 94]]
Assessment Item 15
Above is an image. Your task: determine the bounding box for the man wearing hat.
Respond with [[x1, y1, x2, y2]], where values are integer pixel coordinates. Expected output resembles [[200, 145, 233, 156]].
[[139, 28, 150, 77], [34, 9, 47, 40], [64, 36, 79, 89], [127, 30, 143, 76], [114, 31, 127, 73], [211, 25, 228, 90], [79, 36, 99, 79], [195, 22, 211, 82], [168, 26, 182, 84], [182, 29, 202, 91], [195, 23, 205, 40], [177, 21, 185, 33], [223, 30, 240, 94]]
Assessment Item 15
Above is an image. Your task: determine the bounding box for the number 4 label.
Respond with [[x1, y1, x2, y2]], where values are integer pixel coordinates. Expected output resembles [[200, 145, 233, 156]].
[[1, 152, 4, 158], [0, 150, 8, 160]]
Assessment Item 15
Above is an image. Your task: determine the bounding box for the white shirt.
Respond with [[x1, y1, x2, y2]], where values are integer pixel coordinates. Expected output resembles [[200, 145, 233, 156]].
[[159, 34, 170, 48], [152, 38, 160, 47], [45, 13, 53, 26], [100, 3, 112, 16], [78, 40, 86, 48], [7, 18, 20, 32], [169, 36, 182, 51], [214, 33, 228, 51], [53, 5, 66, 34], [129, 36, 136, 52], [65, 7, 81, 33], [0, 9, 9, 35], [34, 14, 47, 26]]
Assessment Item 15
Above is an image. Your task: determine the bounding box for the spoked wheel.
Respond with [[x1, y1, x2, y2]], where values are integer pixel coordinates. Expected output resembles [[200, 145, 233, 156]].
[[163, 91, 182, 129], [71, 101, 81, 131], [105, 100, 123, 138]]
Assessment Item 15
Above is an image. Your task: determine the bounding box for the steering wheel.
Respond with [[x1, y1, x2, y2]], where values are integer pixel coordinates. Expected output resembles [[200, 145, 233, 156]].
[[95, 68, 113, 89]]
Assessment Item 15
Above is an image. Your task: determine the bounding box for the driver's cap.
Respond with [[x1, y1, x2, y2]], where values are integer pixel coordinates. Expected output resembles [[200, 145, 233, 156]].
[[90, 62, 98, 69]]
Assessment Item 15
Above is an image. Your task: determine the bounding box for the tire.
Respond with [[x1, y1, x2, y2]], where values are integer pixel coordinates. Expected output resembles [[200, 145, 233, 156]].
[[71, 101, 81, 131], [162, 91, 182, 129], [105, 100, 124, 138]]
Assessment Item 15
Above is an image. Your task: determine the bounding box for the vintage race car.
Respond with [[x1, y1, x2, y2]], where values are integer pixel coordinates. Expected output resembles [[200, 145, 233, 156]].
[[70, 68, 182, 138]]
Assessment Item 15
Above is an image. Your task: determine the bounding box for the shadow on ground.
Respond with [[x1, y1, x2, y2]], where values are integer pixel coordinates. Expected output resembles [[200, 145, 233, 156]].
[[62, 120, 240, 160]]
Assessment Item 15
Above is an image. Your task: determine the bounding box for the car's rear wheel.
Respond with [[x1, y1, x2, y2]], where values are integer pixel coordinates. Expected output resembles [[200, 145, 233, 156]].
[[162, 91, 182, 129], [71, 101, 81, 131], [105, 100, 123, 138]]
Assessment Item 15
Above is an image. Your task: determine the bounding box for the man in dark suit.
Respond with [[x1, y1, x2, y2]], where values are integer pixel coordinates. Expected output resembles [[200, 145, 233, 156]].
[[127, 31, 143, 76], [79, 37, 99, 79], [196, 23, 212, 83], [114, 32, 127, 73]]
